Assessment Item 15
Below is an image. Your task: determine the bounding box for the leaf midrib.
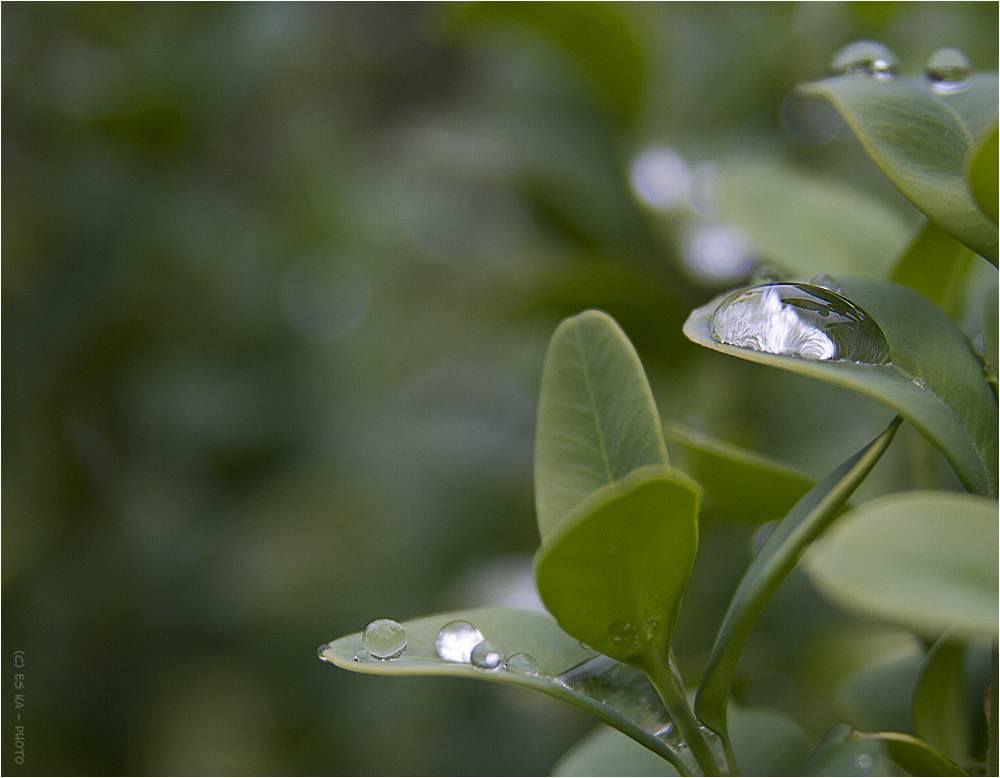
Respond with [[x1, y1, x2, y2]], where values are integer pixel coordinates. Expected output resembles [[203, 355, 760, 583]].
[[573, 324, 615, 484]]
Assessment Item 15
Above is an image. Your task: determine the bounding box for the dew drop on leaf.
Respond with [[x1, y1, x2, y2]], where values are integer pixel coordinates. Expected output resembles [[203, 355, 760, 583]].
[[317, 644, 332, 661], [830, 40, 898, 79], [710, 283, 891, 364], [925, 47, 971, 94], [470, 641, 503, 670], [504, 652, 540, 677], [353, 649, 372, 663], [361, 618, 407, 660], [435, 620, 484, 663]]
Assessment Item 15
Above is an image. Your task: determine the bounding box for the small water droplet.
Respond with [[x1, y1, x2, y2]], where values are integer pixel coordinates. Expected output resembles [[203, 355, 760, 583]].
[[750, 265, 785, 286], [855, 753, 874, 770], [973, 333, 986, 355], [361, 618, 407, 660], [577, 640, 590, 650], [608, 619, 643, 653], [913, 377, 927, 389], [353, 649, 372, 663], [925, 47, 971, 94], [505, 652, 540, 677], [435, 620, 484, 663], [471, 641, 504, 670], [810, 273, 842, 293], [317, 644, 332, 661], [711, 283, 891, 364], [830, 40, 898, 79], [699, 726, 731, 773]]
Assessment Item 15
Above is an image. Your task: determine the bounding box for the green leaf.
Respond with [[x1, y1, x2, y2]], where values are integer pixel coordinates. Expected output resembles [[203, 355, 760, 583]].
[[535, 310, 669, 544], [889, 221, 976, 319], [683, 277, 999, 497], [666, 427, 814, 526], [695, 417, 901, 743], [534, 465, 700, 663], [798, 72, 999, 264], [803, 491, 999, 640], [716, 163, 917, 279], [554, 706, 812, 777], [319, 608, 694, 774], [984, 276, 998, 390], [855, 732, 969, 777], [912, 633, 970, 765], [968, 121, 998, 223]]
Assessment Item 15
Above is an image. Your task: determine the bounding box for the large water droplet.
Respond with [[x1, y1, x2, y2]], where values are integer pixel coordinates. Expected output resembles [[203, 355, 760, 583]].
[[830, 41, 898, 79], [361, 619, 407, 660], [435, 621, 484, 663], [505, 652, 540, 677], [353, 649, 372, 663], [710, 283, 891, 364], [925, 47, 971, 94], [471, 641, 504, 670], [317, 644, 332, 661]]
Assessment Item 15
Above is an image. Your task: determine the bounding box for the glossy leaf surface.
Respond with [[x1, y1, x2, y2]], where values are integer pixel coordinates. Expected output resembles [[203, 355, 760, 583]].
[[798, 72, 999, 263], [804, 491, 999, 639], [666, 427, 814, 526], [695, 418, 900, 741], [535, 310, 669, 544], [534, 466, 700, 663], [856, 732, 968, 777], [684, 277, 998, 497]]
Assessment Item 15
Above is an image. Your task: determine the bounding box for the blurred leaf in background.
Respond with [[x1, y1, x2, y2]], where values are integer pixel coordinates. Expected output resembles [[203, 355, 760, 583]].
[[3, 2, 997, 775]]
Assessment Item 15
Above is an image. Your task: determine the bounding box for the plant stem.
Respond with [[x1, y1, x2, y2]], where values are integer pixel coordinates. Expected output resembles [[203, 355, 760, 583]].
[[989, 643, 998, 777], [645, 649, 724, 776]]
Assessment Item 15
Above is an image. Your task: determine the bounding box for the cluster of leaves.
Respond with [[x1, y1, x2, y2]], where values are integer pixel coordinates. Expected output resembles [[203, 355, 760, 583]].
[[325, 54, 998, 777]]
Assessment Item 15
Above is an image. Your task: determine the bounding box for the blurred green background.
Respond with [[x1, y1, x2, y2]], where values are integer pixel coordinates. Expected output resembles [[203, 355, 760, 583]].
[[3, 3, 997, 775]]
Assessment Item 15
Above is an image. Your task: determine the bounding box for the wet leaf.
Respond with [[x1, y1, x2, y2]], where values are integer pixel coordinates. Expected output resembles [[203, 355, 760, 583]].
[[684, 277, 998, 497], [798, 72, 999, 263]]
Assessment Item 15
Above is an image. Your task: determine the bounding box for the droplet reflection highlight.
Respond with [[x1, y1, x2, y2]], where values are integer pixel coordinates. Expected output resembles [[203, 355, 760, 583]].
[[435, 621, 484, 663], [830, 41, 898, 79], [710, 283, 890, 364]]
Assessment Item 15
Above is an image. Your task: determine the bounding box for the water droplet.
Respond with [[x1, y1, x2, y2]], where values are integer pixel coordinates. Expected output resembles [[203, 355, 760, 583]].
[[750, 265, 785, 286], [353, 649, 372, 663], [361, 618, 407, 660], [810, 273, 842, 293], [629, 146, 692, 211], [973, 333, 986, 356], [710, 283, 891, 364], [913, 377, 927, 390], [608, 619, 642, 653], [504, 652, 540, 677], [699, 726, 731, 773], [577, 640, 590, 650], [435, 621, 484, 663], [925, 47, 971, 94], [830, 40, 898, 79], [471, 641, 504, 670], [317, 644, 332, 661], [855, 753, 874, 770]]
